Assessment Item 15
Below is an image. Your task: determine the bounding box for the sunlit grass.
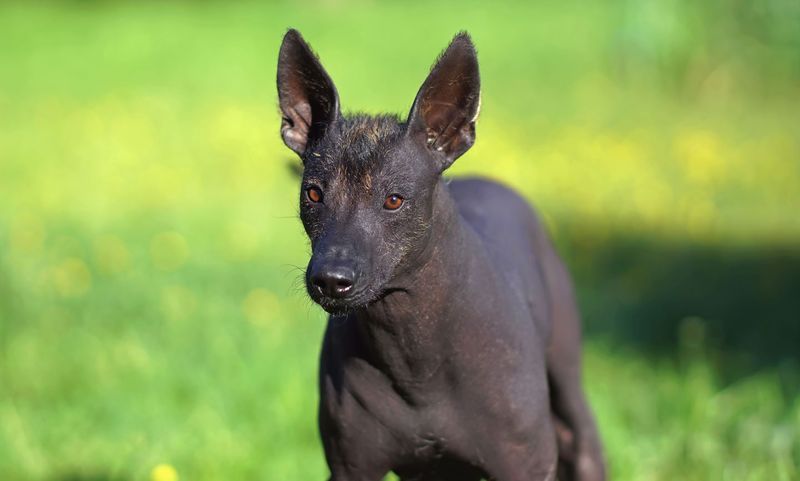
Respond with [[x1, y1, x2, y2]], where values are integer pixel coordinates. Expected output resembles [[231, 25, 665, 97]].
[[1, 1, 798, 480]]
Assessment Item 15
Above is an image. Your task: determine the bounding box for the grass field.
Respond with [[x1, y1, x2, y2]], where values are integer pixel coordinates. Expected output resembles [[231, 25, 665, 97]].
[[1, 1, 799, 480]]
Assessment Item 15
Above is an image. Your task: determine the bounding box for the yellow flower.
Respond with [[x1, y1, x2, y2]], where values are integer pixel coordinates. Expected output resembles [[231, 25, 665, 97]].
[[151, 463, 178, 481]]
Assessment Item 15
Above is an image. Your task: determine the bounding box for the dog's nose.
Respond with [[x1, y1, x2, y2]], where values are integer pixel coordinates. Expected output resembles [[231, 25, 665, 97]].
[[310, 267, 356, 299]]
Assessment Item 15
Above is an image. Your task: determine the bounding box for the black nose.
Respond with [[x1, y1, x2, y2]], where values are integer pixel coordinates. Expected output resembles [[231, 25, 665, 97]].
[[310, 267, 356, 299]]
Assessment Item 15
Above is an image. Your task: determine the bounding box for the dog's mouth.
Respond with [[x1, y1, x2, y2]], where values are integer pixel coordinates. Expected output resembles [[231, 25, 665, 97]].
[[309, 285, 410, 316], [307, 285, 380, 315]]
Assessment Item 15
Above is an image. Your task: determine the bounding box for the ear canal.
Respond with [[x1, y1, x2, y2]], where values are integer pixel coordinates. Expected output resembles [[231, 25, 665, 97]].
[[277, 29, 341, 156], [407, 32, 481, 171]]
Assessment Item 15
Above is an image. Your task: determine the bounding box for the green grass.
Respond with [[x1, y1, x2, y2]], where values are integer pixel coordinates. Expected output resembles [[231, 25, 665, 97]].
[[1, 1, 798, 480]]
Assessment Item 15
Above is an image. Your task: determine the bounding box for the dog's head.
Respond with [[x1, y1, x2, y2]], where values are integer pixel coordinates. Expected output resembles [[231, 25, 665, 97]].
[[277, 29, 480, 313]]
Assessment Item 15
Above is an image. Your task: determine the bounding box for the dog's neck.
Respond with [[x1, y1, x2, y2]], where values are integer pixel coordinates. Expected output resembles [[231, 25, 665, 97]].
[[352, 180, 483, 396]]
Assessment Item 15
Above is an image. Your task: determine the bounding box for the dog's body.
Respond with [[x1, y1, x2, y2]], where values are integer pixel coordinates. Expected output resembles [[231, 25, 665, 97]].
[[277, 30, 605, 481]]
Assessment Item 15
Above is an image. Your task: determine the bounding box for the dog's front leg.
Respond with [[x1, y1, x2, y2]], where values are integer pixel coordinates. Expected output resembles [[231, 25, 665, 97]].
[[483, 452, 558, 481], [320, 423, 392, 481], [319, 391, 395, 481], [322, 426, 390, 481], [475, 418, 559, 481], [327, 465, 388, 481]]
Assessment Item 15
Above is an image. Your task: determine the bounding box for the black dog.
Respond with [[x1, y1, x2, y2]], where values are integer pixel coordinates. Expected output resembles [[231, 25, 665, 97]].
[[277, 29, 605, 481]]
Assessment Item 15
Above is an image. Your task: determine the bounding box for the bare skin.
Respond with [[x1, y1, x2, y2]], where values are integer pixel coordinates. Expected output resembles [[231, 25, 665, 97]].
[[276, 29, 605, 481]]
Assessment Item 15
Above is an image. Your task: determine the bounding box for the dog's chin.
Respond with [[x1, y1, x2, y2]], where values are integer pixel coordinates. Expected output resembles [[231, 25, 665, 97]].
[[308, 289, 377, 316]]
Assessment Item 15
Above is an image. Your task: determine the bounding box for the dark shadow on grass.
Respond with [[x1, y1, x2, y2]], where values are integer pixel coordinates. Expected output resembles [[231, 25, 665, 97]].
[[557, 223, 800, 387]]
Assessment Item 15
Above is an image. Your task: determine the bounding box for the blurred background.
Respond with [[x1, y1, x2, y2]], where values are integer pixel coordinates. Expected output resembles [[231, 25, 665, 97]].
[[1, 1, 798, 480]]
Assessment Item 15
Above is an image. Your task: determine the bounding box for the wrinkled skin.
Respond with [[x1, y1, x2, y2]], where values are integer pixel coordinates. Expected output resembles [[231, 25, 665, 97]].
[[277, 29, 606, 481]]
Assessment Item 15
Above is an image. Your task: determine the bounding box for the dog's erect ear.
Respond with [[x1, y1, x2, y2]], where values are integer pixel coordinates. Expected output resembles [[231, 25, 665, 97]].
[[407, 32, 480, 171], [277, 29, 340, 156]]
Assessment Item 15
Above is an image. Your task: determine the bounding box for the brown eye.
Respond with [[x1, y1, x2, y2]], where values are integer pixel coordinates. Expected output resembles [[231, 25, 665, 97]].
[[383, 194, 404, 210], [306, 186, 323, 203]]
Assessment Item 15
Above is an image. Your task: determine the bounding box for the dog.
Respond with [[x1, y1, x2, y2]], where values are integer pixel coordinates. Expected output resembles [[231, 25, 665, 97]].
[[276, 29, 605, 481]]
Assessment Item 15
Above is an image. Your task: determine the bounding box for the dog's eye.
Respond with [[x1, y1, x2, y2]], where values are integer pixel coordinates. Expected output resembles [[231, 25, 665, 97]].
[[383, 194, 404, 210], [306, 186, 323, 203]]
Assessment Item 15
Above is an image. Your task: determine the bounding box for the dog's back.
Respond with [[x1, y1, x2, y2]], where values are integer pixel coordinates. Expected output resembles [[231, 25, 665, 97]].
[[448, 177, 553, 334], [451, 176, 605, 480]]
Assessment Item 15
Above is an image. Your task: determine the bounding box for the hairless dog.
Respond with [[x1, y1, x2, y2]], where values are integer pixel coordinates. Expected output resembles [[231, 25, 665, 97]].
[[277, 29, 605, 481]]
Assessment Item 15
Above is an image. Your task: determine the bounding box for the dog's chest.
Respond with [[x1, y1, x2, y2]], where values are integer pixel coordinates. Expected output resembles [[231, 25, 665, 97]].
[[321, 356, 458, 460]]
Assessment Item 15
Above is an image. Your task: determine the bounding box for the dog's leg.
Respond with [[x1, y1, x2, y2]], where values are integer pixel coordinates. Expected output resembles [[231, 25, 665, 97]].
[[548, 365, 605, 481], [472, 405, 559, 481], [327, 464, 387, 481], [322, 435, 390, 481], [480, 442, 559, 481], [405, 474, 482, 481], [543, 251, 606, 481], [321, 410, 390, 481], [397, 460, 484, 481], [398, 469, 482, 481]]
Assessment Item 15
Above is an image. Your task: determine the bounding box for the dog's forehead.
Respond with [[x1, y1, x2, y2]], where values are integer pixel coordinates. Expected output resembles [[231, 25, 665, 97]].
[[309, 114, 406, 185]]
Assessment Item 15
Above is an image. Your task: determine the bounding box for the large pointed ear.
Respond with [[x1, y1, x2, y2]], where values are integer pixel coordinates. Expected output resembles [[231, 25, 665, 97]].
[[406, 32, 480, 171], [277, 29, 341, 156]]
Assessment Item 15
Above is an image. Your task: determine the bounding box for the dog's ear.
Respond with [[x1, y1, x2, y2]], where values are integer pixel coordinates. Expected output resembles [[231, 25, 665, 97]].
[[407, 32, 480, 171], [277, 29, 340, 156]]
